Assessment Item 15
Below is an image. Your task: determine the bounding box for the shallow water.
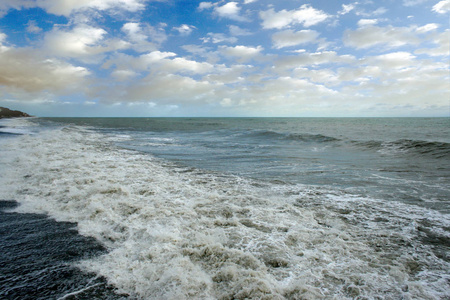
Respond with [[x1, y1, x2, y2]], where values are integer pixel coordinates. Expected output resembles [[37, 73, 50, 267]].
[[0, 117, 448, 299]]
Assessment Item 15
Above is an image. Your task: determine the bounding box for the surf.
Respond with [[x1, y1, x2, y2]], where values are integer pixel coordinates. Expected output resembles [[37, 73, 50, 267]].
[[1, 120, 448, 299]]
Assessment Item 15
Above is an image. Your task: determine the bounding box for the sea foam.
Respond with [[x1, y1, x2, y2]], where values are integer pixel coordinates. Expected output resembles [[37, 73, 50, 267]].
[[0, 120, 448, 299]]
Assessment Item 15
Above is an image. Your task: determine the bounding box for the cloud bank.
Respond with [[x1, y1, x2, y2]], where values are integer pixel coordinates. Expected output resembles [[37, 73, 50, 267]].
[[0, 0, 448, 117]]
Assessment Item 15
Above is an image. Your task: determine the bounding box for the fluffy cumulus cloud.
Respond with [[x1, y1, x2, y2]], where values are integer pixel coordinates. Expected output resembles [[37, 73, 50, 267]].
[[199, 1, 248, 22], [0, 36, 89, 100], [219, 45, 263, 62], [260, 5, 329, 29], [44, 25, 109, 59], [214, 2, 242, 20]]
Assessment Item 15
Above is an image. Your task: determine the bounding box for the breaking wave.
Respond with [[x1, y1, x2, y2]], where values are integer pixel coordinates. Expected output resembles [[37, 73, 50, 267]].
[[355, 139, 450, 158], [244, 130, 340, 143], [0, 121, 448, 299]]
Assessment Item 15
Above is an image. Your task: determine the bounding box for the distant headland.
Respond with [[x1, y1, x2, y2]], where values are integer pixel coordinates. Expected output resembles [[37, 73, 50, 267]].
[[0, 107, 32, 119]]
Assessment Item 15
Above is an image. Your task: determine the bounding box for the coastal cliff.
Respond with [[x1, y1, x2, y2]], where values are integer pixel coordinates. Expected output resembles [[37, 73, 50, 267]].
[[0, 107, 31, 119]]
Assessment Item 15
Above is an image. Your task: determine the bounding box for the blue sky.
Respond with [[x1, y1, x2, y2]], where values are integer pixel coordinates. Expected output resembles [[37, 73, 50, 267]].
[[0, 0, 449, 117]]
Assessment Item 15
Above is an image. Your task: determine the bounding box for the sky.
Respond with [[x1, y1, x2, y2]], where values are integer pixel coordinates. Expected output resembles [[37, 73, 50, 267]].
[[0, 0, 449, 117]]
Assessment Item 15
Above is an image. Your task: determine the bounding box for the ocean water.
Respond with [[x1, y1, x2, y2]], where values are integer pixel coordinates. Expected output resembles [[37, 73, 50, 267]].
[[0, 117, 448, 299]]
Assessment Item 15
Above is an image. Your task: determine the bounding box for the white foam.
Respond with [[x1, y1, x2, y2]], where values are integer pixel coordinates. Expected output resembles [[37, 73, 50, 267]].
[[0, 124, 448, 299], [0, 117, 37, 135]]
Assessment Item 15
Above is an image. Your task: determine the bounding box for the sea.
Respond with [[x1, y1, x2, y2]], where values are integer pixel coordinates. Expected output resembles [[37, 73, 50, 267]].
[[0, 117, 448, 299]]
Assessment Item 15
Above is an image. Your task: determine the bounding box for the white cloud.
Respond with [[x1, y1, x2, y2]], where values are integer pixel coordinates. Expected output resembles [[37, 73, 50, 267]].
[[111, 69, 138, 81], [109, 51, 214, 75], [372, 7, 388, 15], [204, 64, 250, 84], [219, 45, 263, 62], [432, 0, 450, 13], [201, 33, 237, 44], [343, 25, 420, 49], [416, 23, 439, 33], [260, 5, 329, 29], [336, 53, 450, 111], [356, 6, 388, 17], [173, 24, 196, 36], [43, 24, 130, 63], [162, 57, 214, 74], [274, 51, 355, 72], [37, 0, 147, 16], [214, 1, 247, 21], [339, 3, 356, 15], [26, 20, 43, 33], [182, 44, 221, 64], [141, 50, 176, 63], [215, 2, 239, 16], [220, 97, 233, 107], [0, 38, 90, 98], [272, 29, 320, 49], [44, 25, 109, 59], [371, 51, 416, 69], [198, 1, 247, 21], [229, 25, 251, 36], [125, 74, 215, 103], [122, 22, 145, 42], [0, 0, 148, 17], [357, 19, 378, 27], [198, 2, 213, 11], [181, 44, 208, 55], [293, 68, 339, 85], [0, 0, 34, 17], [122, 22, 167, 52], [94, 46, 449, 115], [415, 29, 450, 56]]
